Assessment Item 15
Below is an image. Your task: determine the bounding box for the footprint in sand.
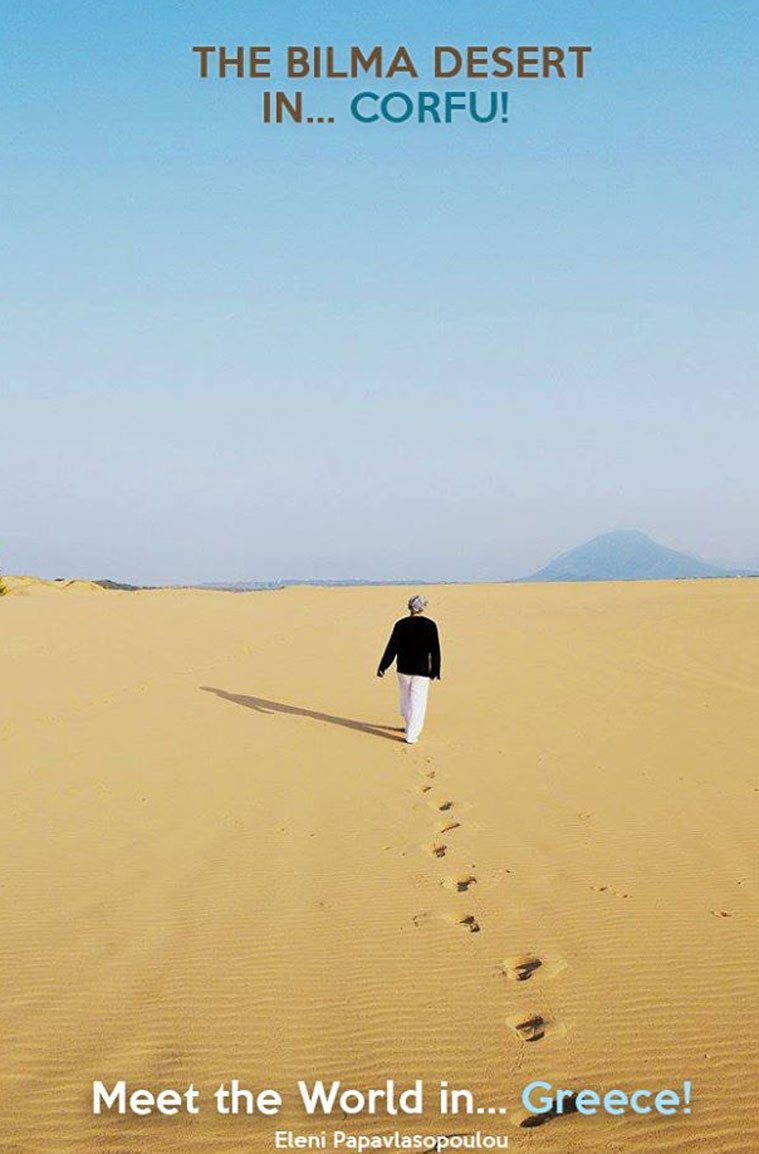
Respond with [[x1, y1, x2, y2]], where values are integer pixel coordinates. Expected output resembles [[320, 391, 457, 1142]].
[[590, 884, 630, 899], [502, 954, 542, 982], [503, 953, 567, 982], [711, 909, 733, 918], [442, 874, 477, 893], [437, 800, 454, 812], [417, 783, 433, 794], [505, 1012, 553, 1044], [458, 915, 481, 933], [439, 820, 461, 834], [425, 842, 448, 858]]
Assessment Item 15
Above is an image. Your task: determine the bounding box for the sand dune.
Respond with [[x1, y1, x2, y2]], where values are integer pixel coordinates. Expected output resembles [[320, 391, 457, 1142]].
[[2, 574, 109, 596], [1, 578, 758, 1152]]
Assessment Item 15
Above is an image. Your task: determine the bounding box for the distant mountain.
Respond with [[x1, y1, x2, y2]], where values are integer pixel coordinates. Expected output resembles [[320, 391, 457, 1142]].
[[522, 530, 749, 583]]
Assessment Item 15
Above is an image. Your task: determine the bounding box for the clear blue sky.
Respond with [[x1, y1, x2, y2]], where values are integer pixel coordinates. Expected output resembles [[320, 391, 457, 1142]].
[[2, 1, 757, 583]]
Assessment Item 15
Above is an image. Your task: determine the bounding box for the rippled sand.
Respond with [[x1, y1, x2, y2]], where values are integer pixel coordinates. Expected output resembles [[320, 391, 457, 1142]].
[[1, 577, 758, 1152]]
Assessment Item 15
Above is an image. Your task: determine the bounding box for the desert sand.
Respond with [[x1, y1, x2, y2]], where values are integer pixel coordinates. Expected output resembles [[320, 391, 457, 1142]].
[[1, 576, 758, 1153]]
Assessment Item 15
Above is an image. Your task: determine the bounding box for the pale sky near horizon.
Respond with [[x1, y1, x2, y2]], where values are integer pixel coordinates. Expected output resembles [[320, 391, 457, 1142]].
[[2, 2, 757, 584]]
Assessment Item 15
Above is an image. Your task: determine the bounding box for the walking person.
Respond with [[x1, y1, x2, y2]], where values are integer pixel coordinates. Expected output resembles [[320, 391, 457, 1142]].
[[377, 595, 441, 744]]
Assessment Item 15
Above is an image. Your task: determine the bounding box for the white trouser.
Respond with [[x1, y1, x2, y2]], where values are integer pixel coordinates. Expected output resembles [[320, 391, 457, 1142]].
[[397, 673, 430, 743]]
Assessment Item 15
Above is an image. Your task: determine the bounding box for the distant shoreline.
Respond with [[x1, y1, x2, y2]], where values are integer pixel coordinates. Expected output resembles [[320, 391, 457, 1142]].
[[3, 573, 758, 596], [5, 531, 755, 592]]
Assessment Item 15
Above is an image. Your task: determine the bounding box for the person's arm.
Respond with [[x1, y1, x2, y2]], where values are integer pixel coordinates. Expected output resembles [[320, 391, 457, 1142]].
[[430, 622, 441, 680], [377, 623, 399, 677]]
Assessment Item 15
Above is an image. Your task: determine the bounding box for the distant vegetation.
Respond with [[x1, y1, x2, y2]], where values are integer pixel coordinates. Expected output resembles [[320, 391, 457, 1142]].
[[0, 573, 8, 597], [94, 579, 146, 591]]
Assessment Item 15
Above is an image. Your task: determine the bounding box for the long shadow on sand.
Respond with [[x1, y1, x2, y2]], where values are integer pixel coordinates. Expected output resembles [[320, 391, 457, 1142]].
[[200, 687, 405, 743]]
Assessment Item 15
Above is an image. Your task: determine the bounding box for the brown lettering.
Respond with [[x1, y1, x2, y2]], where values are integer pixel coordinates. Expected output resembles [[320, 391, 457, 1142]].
[[191, 46, 216, 78], [466, 47, 489, 78], [491, 46, 513, 78], [568, 45, 592, 77], [288, 46, 309, 78], [517, 46, 539, 78], [542, 46, 565, 77], [434, 46, 462, 78], [248, 46, 271, 78], [218, 46, 245, 78], [388, 46, 418, 78], [353, 46, 382, 76]]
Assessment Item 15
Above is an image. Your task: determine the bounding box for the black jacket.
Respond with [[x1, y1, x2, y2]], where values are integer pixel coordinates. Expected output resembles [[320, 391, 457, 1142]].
[[378, 616, 441, 680]]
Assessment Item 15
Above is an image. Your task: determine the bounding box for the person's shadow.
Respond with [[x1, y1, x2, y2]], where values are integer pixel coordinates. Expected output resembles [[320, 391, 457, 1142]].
[[200, 686, 405, 743]]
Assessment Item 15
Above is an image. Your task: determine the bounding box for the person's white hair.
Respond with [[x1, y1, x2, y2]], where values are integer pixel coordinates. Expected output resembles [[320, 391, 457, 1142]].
[[408, 594, 428, 613]]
